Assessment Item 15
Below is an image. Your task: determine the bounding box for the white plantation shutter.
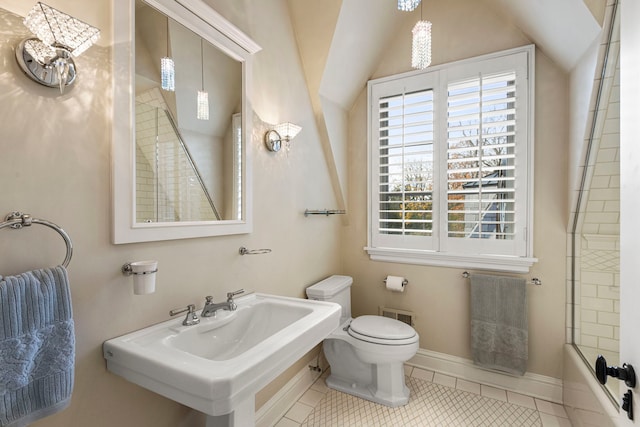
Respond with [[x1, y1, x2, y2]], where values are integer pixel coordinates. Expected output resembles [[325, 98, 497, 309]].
[[378, 90, 434, 235], [446, 72, 517, 238], [371, 72, 438, 251], [368, 46, 534, 270], [441, 51, 530, 256]]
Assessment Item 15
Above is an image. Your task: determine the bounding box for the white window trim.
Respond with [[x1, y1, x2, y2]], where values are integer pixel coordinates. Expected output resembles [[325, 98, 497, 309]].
[[365, 45, 537, 273]]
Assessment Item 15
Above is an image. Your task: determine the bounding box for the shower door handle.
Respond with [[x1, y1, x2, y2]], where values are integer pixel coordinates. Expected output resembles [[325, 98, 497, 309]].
[[595, 355, 636, 388]]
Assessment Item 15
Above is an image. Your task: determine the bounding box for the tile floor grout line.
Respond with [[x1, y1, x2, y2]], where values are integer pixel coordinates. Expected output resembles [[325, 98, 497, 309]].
[[277, 369, 571, 427]]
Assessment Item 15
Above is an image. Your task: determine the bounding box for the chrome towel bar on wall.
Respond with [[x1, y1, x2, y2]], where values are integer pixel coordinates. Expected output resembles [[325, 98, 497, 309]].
[[462, 271, 541, 286], [304, 209, 346, 217], [239, 247, 272, 255]]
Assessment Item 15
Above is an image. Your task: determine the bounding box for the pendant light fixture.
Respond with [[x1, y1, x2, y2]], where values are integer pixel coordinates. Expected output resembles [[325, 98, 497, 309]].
[[197, 39, 209, 121], [411, 1, 432, 70], [161, 17, 175, 91], [398, 0, 421, 12]]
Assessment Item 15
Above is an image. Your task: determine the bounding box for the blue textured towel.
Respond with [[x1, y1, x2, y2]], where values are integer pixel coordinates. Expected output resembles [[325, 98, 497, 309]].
[[0, 266, 75, 427], [470, 274, 528, 376]]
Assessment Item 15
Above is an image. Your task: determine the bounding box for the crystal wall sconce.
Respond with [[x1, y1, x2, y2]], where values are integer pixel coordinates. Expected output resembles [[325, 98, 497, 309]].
[[15, 2, 101, 94], [264, 122, 302, 152]]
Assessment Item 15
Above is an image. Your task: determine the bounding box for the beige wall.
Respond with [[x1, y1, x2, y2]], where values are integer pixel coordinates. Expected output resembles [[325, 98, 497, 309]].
[[344, 0, 569, 380], [0, 0, 574, 425], [0, 1, 341, 426]]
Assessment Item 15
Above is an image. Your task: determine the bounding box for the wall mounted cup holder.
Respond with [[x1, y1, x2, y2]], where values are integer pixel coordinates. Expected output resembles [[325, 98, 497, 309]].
[[122, 263, 158, 276], [122, 260, 158, 295]]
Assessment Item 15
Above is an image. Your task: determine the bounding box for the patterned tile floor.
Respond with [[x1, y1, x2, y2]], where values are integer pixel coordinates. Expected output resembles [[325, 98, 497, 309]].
[[275, 366, 572, 427]]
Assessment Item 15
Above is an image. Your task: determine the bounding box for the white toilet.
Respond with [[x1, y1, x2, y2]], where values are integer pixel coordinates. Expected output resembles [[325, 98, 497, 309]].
[[306, 275, 419, 407]]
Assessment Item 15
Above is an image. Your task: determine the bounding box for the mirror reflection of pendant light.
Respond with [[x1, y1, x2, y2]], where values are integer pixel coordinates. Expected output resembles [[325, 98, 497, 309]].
[[264, 122, 302, 153], [161, 17, 175, 91], [398, 0, 421, 11], [197, 39, 209, 121], [411, 1, 432, 70]]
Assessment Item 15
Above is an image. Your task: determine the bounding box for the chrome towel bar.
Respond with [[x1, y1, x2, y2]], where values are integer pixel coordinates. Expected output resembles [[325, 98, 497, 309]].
[[304, 209, 346, 217], [239, 247, 272, 255], [0, 211, 73, 267], [462, 271, 541, 286]]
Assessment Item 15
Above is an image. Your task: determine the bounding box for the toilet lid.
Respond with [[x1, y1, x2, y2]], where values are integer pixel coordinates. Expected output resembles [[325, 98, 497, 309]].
[[348, 315, 417, 345]]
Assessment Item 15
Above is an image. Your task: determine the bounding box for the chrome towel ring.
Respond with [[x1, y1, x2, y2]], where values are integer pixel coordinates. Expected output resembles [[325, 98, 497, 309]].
[[0, 211, 73, 267]]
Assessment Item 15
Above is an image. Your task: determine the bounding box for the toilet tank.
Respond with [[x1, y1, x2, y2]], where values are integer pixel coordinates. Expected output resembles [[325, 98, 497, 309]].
[[306, 275, 352, 323]]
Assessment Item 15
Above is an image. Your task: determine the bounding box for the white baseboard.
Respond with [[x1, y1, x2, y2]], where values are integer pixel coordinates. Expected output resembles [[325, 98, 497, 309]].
[[255, 365, 322, 427], [408, 348, 564, 404]]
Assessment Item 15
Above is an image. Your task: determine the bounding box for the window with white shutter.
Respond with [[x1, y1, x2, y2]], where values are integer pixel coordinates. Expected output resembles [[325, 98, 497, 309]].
[[367, 46, 536, 272], [378, 89, 435, 235]]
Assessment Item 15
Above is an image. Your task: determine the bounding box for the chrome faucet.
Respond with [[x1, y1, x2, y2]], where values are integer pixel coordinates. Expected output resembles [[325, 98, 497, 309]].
[[169, 304, 200, 326], [201, 289, 244, 317]]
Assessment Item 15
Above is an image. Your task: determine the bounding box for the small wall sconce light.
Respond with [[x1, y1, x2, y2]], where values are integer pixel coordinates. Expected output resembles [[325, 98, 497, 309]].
[[264, 122, 302, 152], [122, 260, 158, 295], [15, 2, 101, 94]]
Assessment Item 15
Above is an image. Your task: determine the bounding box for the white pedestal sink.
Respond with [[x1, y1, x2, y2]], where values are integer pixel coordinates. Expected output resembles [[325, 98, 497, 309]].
[[103, 293, 340, 426]]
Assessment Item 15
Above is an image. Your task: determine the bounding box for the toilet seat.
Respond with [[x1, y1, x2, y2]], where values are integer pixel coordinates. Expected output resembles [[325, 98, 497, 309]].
[[348, 315, 418, 346]]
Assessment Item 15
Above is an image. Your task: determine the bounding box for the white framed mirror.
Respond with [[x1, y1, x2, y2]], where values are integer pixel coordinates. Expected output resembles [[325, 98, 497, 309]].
[[112, 0, 260, 244]]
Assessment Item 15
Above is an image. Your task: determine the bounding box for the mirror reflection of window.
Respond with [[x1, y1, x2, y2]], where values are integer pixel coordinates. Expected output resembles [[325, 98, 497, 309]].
[[232, 113, 242, 221]]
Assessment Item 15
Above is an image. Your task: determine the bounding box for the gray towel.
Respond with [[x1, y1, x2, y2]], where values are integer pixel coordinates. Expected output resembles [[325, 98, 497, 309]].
[[0, 266, 75, 427], [470, 274, 527, 376]]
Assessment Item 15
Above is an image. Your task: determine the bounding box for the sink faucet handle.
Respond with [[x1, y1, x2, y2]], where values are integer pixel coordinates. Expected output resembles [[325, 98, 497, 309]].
[[169, 304, 200, 326], [169, 304, 196, 316], [227, 289, 244, 301], [225, 289, 244, 311]]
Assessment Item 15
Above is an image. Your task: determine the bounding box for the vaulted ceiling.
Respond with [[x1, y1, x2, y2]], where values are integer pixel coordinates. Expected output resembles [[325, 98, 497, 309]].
[[286, 0, 604, 214], [288, 0, 603, 112]]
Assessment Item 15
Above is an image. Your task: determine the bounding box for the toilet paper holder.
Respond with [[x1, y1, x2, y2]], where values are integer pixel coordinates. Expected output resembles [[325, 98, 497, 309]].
[[383, 277, 408, 286]]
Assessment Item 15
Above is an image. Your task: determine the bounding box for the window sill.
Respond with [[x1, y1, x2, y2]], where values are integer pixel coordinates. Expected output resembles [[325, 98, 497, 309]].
[[364, 247, 537, 274]]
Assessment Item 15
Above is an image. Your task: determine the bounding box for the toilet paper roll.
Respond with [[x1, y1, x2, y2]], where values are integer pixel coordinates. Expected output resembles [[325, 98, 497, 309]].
[[385, 275, 406, 292]]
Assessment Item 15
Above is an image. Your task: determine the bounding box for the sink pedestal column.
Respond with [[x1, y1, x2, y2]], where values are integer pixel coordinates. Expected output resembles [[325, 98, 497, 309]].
[[205, 397, 255, 427]]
